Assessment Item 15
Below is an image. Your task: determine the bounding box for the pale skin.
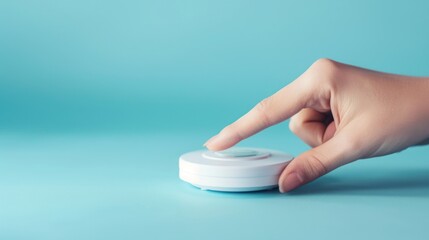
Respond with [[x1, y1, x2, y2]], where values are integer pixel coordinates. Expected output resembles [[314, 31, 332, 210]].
[[204, 58, 429, 193]]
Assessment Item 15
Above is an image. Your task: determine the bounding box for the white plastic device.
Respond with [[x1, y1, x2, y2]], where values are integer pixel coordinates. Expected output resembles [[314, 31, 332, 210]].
[[179, 147, 294, 192]]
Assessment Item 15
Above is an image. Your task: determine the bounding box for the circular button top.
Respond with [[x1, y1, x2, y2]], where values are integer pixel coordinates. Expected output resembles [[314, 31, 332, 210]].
[[202, 147, 271, 161], [214, 148, 259, 158]]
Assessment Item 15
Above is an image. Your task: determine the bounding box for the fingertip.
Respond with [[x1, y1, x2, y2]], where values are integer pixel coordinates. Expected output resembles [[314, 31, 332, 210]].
[[203, 131, 240, 151], [279, 172, 304, 193], [278, 163, 290, 190], [204, 141, 232, 152], [203, 135, 218, 148], [203, 135, 228, 151], [204, 143, 223, 151], [279, 183, 286, 193]]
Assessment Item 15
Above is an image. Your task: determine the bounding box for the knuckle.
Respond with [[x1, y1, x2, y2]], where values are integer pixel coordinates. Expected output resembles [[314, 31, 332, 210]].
[[339, 135, 364, 157], [256, 97, 271, 112], [301, 150, 329, 179], [254, 98, 274, 127], [312, 58, 337, 71], [313, 58, 336, 68], [286, 152, 328, 186], [308, 58, 343, 86]]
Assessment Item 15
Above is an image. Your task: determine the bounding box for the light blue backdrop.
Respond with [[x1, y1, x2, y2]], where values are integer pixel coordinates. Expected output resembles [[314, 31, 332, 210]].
[[1, 0, 428, 133], [0, 1, 429, 240]]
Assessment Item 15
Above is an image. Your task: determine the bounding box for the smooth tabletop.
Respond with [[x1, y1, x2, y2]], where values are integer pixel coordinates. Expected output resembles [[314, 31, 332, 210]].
[[1, 131, 429, 240]]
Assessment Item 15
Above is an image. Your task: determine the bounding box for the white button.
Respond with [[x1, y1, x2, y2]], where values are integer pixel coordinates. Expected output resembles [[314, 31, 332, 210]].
[[214, 148, 259, 158], [201, 147, 271, 161], [179, 147, 294, 192]]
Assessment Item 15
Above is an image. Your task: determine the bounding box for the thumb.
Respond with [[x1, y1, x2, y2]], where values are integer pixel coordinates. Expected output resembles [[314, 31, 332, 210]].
[[279, 131, 360, 193]]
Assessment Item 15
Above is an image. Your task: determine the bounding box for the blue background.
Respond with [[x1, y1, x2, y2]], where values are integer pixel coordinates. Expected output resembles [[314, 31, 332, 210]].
[[1, 1, 429, 239]]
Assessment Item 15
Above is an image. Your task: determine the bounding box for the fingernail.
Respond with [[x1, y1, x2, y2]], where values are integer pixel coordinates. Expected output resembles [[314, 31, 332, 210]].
[[203, 135, 218, 147], [279, 172, 304, 193]]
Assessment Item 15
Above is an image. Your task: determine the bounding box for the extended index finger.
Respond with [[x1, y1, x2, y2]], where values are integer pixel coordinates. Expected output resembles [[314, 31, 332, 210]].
[[205, 79, 311, 151]]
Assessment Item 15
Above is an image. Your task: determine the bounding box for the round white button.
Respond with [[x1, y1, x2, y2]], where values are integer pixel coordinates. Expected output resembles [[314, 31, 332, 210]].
[[179, 147, 294, 192], [202, 147, 271, 161], [214, 148, 259, 158]]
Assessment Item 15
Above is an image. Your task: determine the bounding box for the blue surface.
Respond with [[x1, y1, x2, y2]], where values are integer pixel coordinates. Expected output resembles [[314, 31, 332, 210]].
[[1, 132, 429, 239], [1, 0, 429, 239]]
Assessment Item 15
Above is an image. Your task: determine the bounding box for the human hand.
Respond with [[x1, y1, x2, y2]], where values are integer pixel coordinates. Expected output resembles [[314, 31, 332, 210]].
[[204, 59, 429, 193]]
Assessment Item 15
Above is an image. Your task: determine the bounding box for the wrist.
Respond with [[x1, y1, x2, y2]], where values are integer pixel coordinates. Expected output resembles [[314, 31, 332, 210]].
[[410, 78, 429, 145]]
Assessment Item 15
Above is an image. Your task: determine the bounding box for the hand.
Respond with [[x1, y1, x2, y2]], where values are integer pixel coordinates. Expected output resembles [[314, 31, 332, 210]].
[[204, 58, 429, 193]]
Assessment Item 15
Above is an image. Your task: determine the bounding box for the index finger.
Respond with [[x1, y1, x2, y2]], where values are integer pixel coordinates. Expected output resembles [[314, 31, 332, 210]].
[[204, 79, 311, 151]]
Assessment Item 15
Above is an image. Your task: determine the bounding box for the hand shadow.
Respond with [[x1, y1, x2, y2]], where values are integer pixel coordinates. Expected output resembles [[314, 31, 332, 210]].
[[288, 168, 429, 197]]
